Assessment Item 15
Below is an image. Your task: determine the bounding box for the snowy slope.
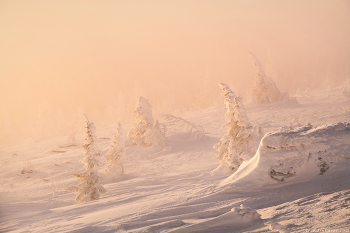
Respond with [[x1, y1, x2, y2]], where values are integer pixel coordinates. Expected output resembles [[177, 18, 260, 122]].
[[0, 87, 349, 233]]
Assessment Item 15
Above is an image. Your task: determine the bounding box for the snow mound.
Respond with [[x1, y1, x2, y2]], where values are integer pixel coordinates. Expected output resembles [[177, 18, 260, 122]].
[[265, 221, 290, 233], [21, 159, 35, 174], [220, 122, 350, 187], [231, 204, 262, 221], [260, 189, 350, 232], [211, 163, 232, 177], [117, 219, 185, 233], [171, 204, 261, 232]]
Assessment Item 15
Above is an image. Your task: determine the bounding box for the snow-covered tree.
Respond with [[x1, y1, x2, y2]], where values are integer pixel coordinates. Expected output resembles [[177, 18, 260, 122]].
[[128, 96, 166, 146], [104, 122, 124, 176], [249, 51, 286, 104], [73, 117, 106, 202], [214, 83, 254, 170], [127, 80, 147, 116]]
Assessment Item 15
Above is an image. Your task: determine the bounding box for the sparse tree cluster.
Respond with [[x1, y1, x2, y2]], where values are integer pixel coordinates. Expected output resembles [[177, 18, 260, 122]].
[[71, 96, 208, 202], [65, 53, 299, 201], [214, 83, 254, 170]]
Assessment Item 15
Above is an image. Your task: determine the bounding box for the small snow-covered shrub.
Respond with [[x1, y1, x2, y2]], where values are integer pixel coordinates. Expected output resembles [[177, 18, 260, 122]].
[[231, 204, 262, 221], [290, 117, 301, 128], [342, 78, 350, 100], [104, 122, 124, 177], [214, 83, 254, 170], [21, 159, 35, 174], [128, 96, 166, 147], [72, 118, 106, 202], [161, 114, 205, 140], [253, 125, 264, 137], [265, 221, 290, 233], [280, 117, 302, 131], [249, 51, 288, 104]]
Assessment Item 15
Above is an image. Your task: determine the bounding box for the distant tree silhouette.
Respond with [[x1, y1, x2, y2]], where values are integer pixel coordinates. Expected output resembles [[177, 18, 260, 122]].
[[249, 52, 286, 104]]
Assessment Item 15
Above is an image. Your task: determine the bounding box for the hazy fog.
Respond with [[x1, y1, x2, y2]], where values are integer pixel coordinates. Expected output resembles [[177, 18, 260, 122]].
[[1, 0, 350, 143]]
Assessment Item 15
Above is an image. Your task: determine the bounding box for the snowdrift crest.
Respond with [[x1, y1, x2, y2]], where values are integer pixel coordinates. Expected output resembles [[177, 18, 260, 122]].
[[220, 122, 350, 187]]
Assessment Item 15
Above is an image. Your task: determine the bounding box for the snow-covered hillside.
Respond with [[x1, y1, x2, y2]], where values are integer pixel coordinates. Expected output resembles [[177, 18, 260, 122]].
[[0, 87, 349, 233]]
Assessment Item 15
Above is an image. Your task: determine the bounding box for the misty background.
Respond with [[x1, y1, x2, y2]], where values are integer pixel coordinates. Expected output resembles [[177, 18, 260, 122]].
[[1, 0, 350, 144]]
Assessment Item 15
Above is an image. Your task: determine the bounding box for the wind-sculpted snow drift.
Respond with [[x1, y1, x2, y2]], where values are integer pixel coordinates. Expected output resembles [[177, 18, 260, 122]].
[[164, 204, 262, 233], [220, 122, 350, 188]]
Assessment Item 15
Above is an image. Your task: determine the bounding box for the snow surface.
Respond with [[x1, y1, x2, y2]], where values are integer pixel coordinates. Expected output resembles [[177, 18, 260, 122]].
[[0, 87, 350, 232]]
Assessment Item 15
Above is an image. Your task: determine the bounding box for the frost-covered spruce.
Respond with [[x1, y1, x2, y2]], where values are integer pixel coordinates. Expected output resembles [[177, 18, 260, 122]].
[[104, 122, 124, 176], [128, 96, 166, 146], [249, 51, 285, 104], [73, 119, 106, 202], [214, 83, 254, 170]]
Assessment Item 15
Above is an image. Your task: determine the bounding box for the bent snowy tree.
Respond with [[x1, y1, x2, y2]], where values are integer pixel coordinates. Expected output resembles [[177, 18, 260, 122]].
[[249, 51, 286, 104], [160, 114, 206, 140], [128, 96, 166, 147], [73, 117, 106, 202], [214, 83, 254, 170]]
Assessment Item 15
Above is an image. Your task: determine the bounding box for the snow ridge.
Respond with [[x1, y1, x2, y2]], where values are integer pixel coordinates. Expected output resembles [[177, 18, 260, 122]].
[[221, 122, 350, 187]]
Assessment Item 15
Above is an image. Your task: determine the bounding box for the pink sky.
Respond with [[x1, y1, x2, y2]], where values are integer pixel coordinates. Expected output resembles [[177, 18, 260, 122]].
[[1, 0, 350, 142]]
